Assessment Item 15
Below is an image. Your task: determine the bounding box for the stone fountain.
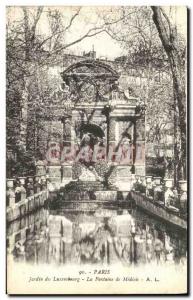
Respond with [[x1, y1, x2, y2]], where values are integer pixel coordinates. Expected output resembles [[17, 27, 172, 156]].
[[49, 163, 118, 211]]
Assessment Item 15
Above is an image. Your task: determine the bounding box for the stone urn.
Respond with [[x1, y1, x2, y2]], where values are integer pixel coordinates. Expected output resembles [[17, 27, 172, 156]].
[[179, 180, 187, 192], [133, 175, 143, 192], [179, 180, 187, 211], [164, 179, 174, 206], [137, 176, 142, 185], [154, 177, 162, 186], [36, 160, 46, 176], [146, 176, 152, 184], [140, 176, 146, 186], [18, 177, 27, 201], [153, 177, 163, 202], [34, 176, 41, 193], [164, 178, 173, 188], [131, 174, 136, 190], [41, 175, 47, 191], [122, 191, 129, 201], [26, 177, 34, 196], [146, 176, 153, 197], [28, 177, 34, 183], [7, 179, 14, 189], [19, 177, 26, 186]]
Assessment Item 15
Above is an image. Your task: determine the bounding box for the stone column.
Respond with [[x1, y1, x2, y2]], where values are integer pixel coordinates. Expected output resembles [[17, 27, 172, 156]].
[[47, 165, 62, 190], [107, 116, 116, 163], [131, 174, 136, 190], [134, 115, 145, 178], [109, 117, 116, 145], [36, 160, 46, 176], [62, 117, 72, 147], [61, 163, 73, 186], [61, 116, 73, 187], [44, 118, 68, 188]]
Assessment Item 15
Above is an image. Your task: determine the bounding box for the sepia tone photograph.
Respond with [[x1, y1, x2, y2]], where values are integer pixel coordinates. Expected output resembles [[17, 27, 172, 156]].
[[6, 5, 188, 295]]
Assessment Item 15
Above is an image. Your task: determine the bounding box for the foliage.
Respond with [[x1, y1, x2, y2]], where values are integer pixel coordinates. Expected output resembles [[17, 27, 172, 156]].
[[151, 7, 187, 182], [6, 147, 36, 177], [7, 6, 118, 177], [102, 6, 186, 182], [72, 162, 82, 179], [6, 6, 187, 184], [94, 160, 109, 178]]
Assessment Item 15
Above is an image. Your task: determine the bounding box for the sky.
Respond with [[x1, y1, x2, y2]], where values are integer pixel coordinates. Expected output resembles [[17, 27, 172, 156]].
[[68, 31, 126, 59], [7, 6, 187, 60], [65, 6, 187, 59]]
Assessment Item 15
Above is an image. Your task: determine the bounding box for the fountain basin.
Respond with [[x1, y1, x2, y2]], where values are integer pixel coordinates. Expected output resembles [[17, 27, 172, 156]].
[[95, 191, 117, 201]]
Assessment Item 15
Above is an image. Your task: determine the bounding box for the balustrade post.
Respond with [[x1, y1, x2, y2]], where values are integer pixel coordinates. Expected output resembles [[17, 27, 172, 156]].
[[45, 174, 52, 196], [6, 179, 15, 207], [179, 180, 187, 213], [139, 175, 146, 194], [61, 162, 73, 187], [131, 174, 136, 190], [41, 175, 47, 191], [61, 116, 73, 188], [172, 188, 179, 208], [134, 175, 141, 192], [146, 176, 153, 197], [164, 179, 174, 207], [36, 160, 46, 176], [19, 177, 27, 200], [140, 175, 146, 186], [153, 177, 163, 203], [132, 174, 137, 191], [34, 176, 41, 193], [26, 177, 34, 196]]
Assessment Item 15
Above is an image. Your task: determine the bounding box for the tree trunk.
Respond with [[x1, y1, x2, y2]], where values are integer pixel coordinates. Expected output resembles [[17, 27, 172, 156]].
[[151, 6, 186, 181]]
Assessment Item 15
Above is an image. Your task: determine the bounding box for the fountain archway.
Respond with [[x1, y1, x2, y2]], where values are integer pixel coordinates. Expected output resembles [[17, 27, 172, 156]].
[[44, 58, 145, 191]]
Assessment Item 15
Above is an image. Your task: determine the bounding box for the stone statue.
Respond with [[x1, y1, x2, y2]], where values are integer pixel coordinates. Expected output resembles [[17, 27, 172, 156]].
[[79, 165, 103, 182], [79, 166, 96, 181]]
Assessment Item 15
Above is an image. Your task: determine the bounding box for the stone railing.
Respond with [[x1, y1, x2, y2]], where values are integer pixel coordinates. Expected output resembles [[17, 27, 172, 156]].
[[6, 175, 49, 223], [130, 190, 187, 230], [132, 175, 187, 215]]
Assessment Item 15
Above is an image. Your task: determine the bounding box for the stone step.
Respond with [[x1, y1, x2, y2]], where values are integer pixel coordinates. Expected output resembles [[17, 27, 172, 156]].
[[62, 181, 106, 192]]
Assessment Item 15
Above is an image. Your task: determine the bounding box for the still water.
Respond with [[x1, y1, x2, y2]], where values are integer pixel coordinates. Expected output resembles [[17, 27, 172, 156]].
[[7, 205, 187, 267]]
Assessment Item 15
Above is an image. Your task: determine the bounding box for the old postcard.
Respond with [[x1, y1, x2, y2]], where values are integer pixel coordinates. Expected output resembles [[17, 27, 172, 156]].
[[6, 5, 188, 295]]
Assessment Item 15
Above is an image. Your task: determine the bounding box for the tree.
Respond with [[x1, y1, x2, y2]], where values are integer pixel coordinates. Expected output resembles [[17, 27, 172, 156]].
[[151, 7, 187, 182], [101, 8, 173, 149], [101, 6, 186, 184], [6, 6, 187, 184], [6, 6, 126, 176]]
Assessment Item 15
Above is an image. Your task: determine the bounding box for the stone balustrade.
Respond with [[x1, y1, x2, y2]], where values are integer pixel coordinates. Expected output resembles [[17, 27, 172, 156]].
[[130, 190, 187, 230], [132, 174, 187, 213], [178, 180, 187, 213], [6, 175, 49, 223]]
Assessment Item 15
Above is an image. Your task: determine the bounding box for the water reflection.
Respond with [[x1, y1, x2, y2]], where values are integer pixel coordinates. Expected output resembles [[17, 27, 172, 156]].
[[7, 206, 187, 267]]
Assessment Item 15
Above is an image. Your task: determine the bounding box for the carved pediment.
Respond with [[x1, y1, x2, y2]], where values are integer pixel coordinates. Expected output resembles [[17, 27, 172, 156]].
[[61, 60, 119, 104]]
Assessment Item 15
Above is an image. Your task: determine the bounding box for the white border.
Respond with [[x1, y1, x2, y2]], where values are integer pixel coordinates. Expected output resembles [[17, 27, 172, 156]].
[[0, 1, 192, 299]]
